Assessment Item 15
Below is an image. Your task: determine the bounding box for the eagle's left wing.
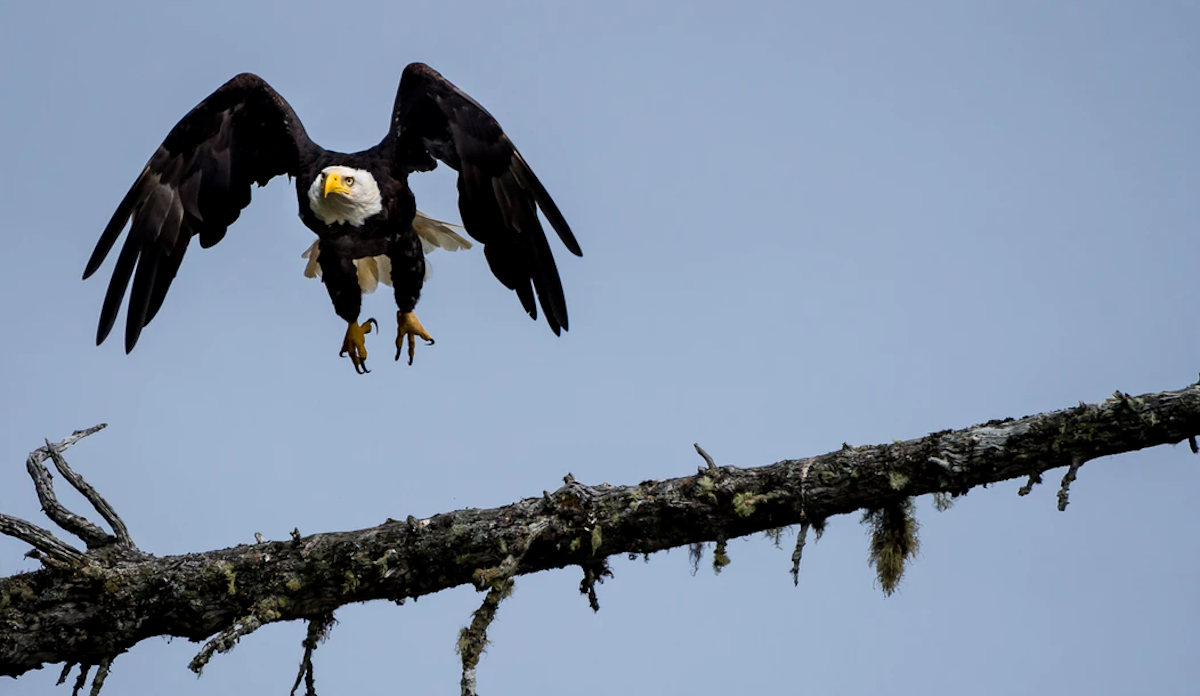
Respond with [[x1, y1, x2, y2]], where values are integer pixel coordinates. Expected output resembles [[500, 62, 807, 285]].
[[390, 63, 582, 335]]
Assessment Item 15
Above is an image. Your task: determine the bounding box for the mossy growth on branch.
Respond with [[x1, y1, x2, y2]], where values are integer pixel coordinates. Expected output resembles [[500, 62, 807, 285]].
[[862, 497, 920, 596]]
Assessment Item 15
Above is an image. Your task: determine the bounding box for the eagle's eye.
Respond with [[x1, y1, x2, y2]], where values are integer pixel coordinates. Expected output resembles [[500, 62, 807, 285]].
[[345, 176, 355, 187]]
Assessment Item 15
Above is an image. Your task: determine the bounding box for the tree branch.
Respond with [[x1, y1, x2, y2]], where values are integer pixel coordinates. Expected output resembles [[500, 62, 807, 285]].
[[0, 515, 84, 568], [22, 425, 119, 551], [3, 382, 1199, 685], [456, 520, 545, 696], [42, 438, 132, 548], [289, 613, 335, 696]]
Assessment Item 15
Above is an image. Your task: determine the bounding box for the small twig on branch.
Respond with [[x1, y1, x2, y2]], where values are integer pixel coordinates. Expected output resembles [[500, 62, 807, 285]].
[[1018, 472, 1043, 496], [43, 439, 133, 548], [57, 663, 75, 686], [23, 426, 115, 550], [458, 522, 545, 696], [88, 657, 113, 696], [0, 514, 85, 567], [458, 559, 516, 696], [56, 424, 109, 451], [579, 560, 613, 612], [1, 424, 120, 566], [791, 520, 810, 586], [189, 613, 266, 675], [290, 613, 336, 696], [25, 455, 113, 550], [58, 660, 114, 696], [791, 460, 814, 585], [71, 664, 91, 696], [694, 443, 717, 470], [1057, 457, 1084, 511]]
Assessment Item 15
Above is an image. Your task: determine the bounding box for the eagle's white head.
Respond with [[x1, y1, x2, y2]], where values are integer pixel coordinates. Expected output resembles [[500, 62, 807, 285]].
[[307, 165, 383, 227]]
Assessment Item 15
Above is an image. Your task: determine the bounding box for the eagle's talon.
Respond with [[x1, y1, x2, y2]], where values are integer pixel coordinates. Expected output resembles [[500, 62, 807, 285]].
[[395, 311, 434, 365], [341, 320, 375, 374]]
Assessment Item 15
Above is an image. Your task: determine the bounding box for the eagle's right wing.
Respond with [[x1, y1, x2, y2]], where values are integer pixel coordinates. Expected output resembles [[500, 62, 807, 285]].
[[83, 73, 311, 352]]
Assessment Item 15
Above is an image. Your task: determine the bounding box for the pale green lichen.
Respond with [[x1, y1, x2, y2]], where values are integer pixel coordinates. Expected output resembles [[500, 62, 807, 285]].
[[591, 525, 603, 556], [888, 471, 909, 490], [733, 492, 757, 517], [569, 538, 581, 552], [0, 581, 33, 614], [712, 539, 731, 574], [253, 595, 289, 622], [456, 567, 517, 677], [216, 562, 237, 596]]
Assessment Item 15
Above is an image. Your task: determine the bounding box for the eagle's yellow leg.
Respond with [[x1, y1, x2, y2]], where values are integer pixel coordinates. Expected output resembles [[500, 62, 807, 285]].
[[339, 318, 378, 374], [395, 311, 435, 365]]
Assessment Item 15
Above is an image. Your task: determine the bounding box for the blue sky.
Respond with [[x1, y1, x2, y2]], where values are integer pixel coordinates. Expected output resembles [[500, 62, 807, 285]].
[[2, 1, 1199, 693]]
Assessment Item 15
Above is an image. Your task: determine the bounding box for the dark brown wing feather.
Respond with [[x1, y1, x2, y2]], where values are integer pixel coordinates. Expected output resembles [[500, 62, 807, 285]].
[[391, 63, 581, 335], [84, 73, 311, 352]]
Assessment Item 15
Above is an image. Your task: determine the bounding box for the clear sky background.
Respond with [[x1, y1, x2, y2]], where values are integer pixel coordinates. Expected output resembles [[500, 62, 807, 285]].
[[2, 1, 1199, 694]]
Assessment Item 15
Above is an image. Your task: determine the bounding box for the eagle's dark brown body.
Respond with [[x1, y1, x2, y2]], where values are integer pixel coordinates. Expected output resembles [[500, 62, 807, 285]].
[[295, 148, 423, 325]]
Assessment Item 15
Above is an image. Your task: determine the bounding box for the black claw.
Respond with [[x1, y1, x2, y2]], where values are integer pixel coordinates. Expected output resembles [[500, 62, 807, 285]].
[[426, 338, 435, 346], [365, 317, 379, 333]]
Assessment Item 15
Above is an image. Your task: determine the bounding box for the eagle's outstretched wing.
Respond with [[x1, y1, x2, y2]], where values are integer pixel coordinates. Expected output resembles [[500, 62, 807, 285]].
[[391, 63, 582, 335], [83, 73, 310, 352]]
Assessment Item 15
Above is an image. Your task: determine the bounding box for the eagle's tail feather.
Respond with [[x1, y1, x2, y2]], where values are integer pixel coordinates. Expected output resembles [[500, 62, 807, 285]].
[[413, 211, 473, 253]]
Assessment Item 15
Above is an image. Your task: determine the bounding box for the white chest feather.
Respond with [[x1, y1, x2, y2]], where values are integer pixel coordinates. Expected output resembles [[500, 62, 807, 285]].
[[307, 166, 384, 227]]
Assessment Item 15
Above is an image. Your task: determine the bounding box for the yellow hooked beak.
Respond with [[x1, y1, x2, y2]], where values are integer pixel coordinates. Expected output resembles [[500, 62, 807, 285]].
[[323, 173, 351, 198]]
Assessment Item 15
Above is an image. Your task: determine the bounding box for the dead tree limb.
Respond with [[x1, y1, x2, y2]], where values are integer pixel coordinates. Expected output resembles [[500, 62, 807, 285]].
[[3, 381, 1199, 691]]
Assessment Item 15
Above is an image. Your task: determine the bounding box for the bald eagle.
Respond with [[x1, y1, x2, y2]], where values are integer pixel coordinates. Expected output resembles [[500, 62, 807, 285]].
[[83, 63, 581, 373]]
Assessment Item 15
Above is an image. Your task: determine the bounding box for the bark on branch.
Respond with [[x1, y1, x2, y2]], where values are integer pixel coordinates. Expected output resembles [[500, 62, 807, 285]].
[[3, 382, 1199, 689]]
